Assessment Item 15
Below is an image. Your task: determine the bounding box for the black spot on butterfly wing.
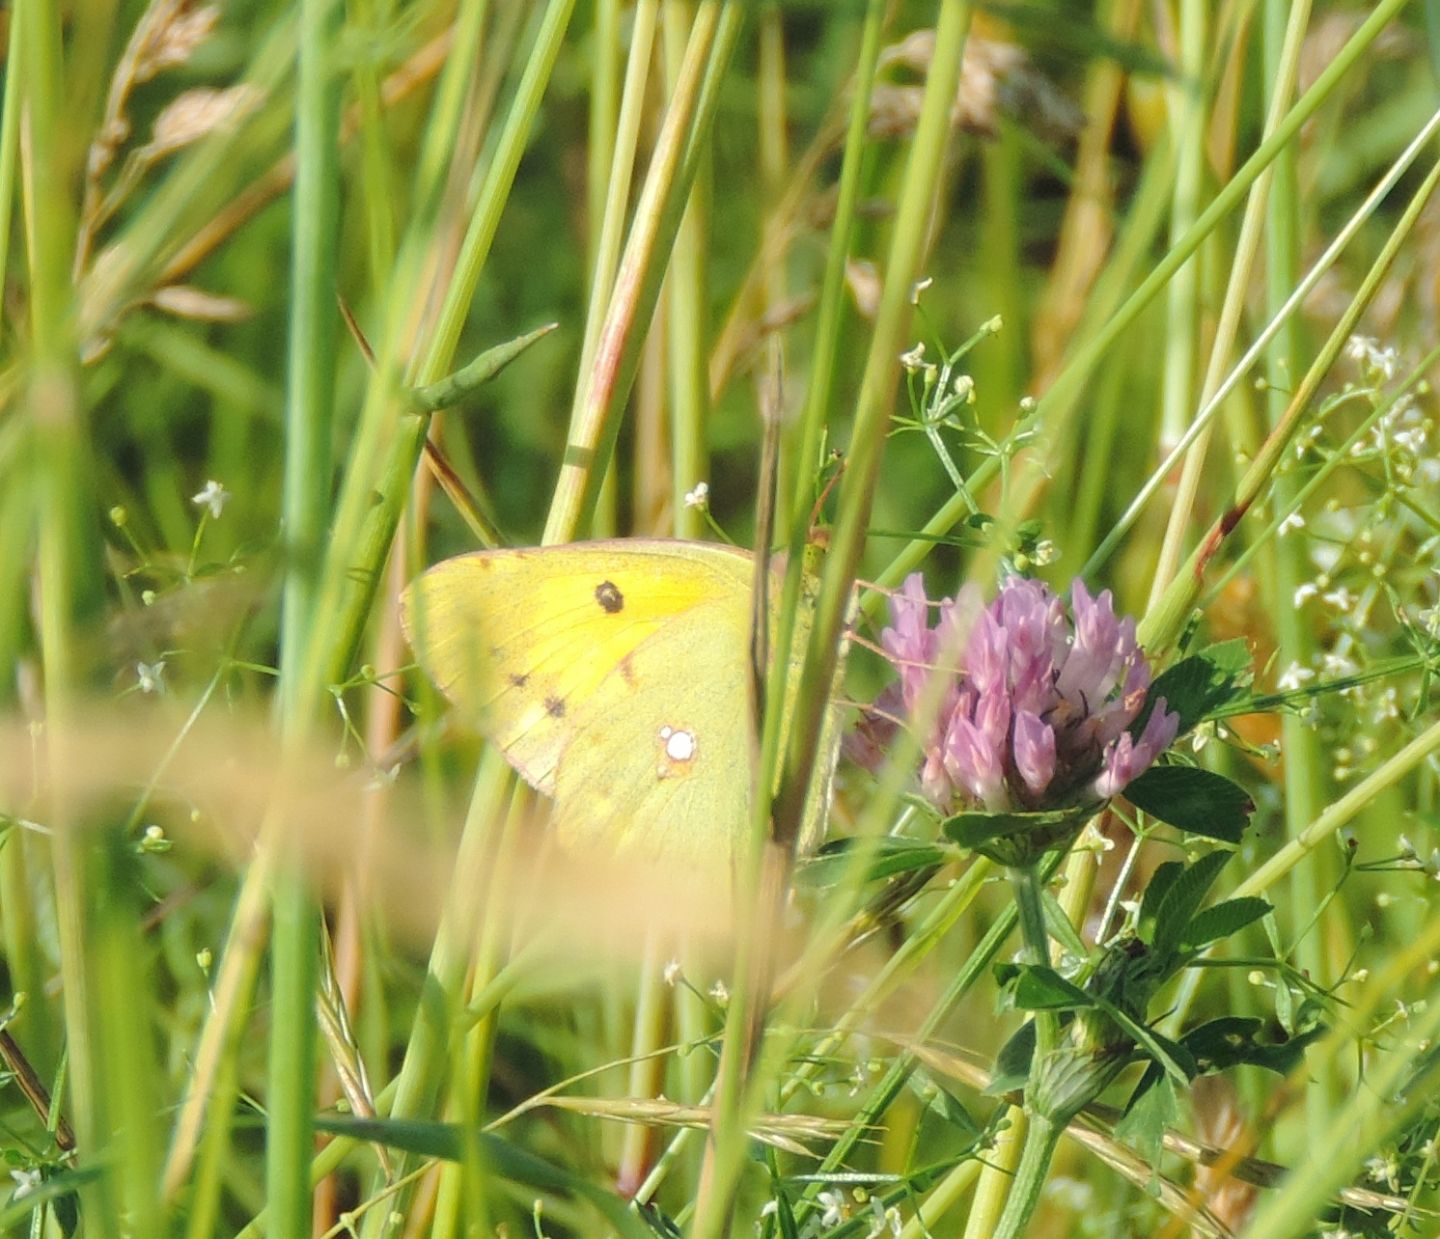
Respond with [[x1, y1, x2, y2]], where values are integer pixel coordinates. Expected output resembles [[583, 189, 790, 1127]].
[[595, 580, 624, 614], [509, 672, 529, 688], [545, 695, 566, 718]]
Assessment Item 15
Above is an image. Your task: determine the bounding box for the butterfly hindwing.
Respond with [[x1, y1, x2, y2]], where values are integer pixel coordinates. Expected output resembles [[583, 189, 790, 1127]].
[[549, 596, 754, 871]]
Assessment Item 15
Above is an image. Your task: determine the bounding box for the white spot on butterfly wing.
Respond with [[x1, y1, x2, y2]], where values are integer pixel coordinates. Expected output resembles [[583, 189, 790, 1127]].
[[656, 724, 697, 778]]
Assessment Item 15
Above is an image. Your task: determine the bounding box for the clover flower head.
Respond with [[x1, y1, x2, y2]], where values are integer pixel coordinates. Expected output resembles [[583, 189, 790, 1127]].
[[873, 573, 1179, 814]]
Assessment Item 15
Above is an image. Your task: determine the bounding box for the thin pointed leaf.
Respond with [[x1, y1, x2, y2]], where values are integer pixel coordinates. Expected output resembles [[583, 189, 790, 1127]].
[[796, 837, 951, 888], [312, 1115, 646, 1236], [1181, 897, 1272, 949], [1151, 850, 1232, 956], [408, 322, 558, 412]]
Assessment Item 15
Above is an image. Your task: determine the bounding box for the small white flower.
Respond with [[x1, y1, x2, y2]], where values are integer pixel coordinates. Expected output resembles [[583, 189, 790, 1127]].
[[1394, 426, 1428, 454], [9, 1168, 41, 1199], [1372, 345, 1400, 380], [1278, 662, 1315, 692], [136, 660, 166, 694], [662, 960, 682, 986], [1345, 335, 1377, 364], [867, 1196, 903, 1237], [709, 980, 729, 1005], [1278, 511, 1305, 535], [1322, 651, 1358, 678], [1322, 586, 1355, 612], [1293, 582, 1319, 606], [818, 1189, 848, 1227], [192, 479, 230, 518], [1365, 1153, 1400, 1188], [683, 481, 709, 510], [899, 342, 927, 372], [952, 373, 976, 402], [1030, 539, 1056, 566]]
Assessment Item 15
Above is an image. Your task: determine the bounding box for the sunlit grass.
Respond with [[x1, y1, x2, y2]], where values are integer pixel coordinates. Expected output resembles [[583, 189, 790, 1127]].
[[2, 2, 1439, 1236]]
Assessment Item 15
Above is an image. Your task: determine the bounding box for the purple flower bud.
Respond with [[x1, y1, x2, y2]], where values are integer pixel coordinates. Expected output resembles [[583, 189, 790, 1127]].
[[1094, 697, 1180, 799], [865, 572, 1180, 818], [1013, 710, 1056, 796]]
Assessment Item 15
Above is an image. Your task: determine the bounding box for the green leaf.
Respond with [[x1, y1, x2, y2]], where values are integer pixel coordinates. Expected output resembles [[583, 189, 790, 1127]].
[[943, 805, 1092, 865], [1042, 887, 1090, 962], [987, 1021, 1036, 1096], [1140, 639, 1253, 735], [1137, 861, 1183, 936], [1149, 850, 1232, 956], [312, 1116, 646, 1237], [796, 837, 951, 888], [1180, 897, 1271, 949], [407, 322, 558, 412], [1011, 965, 1095, 1012], [1114, 1075, 1179, 1169], [1179, 1015, 1324, 1075], [636, 1201, 685, 1238], [909, 1069, 981, 1137], [1122, 764, 1254, 843]]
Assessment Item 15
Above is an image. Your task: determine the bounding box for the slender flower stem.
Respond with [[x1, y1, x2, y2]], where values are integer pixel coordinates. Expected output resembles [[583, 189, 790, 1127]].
[[994, 863, 1063, 1239], [1010, 865, 1056, 1057]]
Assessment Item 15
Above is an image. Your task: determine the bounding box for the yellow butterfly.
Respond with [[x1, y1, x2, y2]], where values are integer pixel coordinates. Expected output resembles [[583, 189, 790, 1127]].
[[400, 539, 838, 889]]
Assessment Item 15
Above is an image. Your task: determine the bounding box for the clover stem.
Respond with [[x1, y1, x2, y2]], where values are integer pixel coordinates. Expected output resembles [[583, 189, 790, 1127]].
[[1010, 864, 1057, 1059], [994, 862, 1064, 1239]]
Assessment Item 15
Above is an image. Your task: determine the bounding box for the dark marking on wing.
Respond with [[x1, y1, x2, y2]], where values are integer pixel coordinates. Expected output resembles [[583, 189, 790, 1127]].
[[618, 653, 636, 686], [595, 580, 624, 613], [545, 695, 566, 718], [509, 672, 529, 688]]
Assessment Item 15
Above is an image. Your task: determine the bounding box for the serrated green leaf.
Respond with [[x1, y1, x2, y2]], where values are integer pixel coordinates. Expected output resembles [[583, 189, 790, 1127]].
[[1181, 897, 1271, 949], [1123, 765, 1254, 843], [1140, 639, 1253, 736], [1150, 850, 1232, 956], [1138, 861, 1184, 937], [796, 837, 951, 889]]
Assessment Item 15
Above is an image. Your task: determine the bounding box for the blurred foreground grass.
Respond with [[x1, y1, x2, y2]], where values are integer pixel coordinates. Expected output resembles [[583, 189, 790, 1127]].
[[3, 1, 1440, 1235]]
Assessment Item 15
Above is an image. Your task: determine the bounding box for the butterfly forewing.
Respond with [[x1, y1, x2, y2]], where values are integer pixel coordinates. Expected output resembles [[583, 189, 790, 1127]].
[[401, 542, 758, 866]]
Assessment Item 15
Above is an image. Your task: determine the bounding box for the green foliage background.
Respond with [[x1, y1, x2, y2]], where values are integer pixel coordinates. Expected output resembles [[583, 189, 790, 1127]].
[[3, 1, 1440, 1235]]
